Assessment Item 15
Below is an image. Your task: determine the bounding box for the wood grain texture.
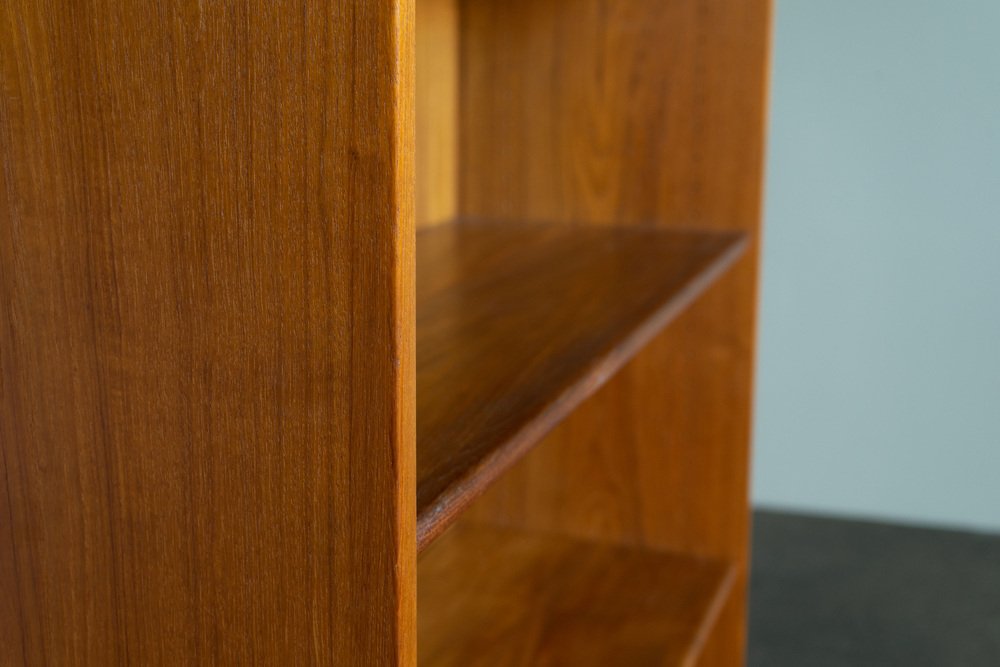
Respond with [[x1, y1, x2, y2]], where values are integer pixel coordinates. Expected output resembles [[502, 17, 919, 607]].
[[418, 524, 736, 667], [0, 0, 416, 664], [458, 1, 771, 664], [416, 0, 458, 227], [416, 222, 746, 551]]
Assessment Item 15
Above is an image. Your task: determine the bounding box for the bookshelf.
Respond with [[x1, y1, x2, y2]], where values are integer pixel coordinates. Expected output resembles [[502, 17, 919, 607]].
[[1, 0, 769, 664], [414, 0, 769, 663]]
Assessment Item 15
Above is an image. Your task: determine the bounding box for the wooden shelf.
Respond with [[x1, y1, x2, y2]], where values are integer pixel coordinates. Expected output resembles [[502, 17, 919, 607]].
[[419, 524, 736, 666], [417, 222, 747, 549]]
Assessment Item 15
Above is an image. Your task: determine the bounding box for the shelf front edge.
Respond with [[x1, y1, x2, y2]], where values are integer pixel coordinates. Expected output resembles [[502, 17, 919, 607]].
[[417, 225, 749, 551]]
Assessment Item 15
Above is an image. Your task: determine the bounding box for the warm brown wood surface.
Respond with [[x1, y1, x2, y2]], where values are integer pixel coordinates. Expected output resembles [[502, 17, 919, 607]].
[[416, 222, 746, 550], [458, 1, 771, 664], [1, 1, 416, 664], [416, 0, 459, 227], [419, 524, 736, 667]]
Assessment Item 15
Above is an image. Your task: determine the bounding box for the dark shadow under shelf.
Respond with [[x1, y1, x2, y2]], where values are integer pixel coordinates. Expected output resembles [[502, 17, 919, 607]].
[[416, 221, 747, 550]]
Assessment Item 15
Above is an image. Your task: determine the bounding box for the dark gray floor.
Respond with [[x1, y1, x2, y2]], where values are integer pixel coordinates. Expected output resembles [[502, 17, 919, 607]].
[[748, 510, 1000, 666]]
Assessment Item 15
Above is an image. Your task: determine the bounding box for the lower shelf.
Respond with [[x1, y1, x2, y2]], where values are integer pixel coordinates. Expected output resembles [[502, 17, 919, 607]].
[[418, 525, 736, 666]]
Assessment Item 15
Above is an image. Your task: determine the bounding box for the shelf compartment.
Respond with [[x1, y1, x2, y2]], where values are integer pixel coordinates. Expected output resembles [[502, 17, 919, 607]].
[[419, 524, 736, 666], [416, 222, 746, 549]]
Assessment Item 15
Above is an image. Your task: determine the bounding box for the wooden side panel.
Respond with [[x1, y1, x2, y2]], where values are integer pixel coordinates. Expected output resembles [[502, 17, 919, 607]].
[[416, 0, 459, 227], [0, 0, 415, 664], [458, 0, 770, 664]]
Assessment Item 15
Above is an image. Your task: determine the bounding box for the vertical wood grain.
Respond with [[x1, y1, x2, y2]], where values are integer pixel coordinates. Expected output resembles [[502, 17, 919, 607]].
[[458, 0, 770, 663], [416, 0, 458, 227], [0, 0, 415, 663]]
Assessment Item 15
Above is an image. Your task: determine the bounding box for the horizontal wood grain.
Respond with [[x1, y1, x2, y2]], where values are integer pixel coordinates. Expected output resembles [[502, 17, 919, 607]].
[[416, 222, 746, 549], [418, 524, 736, 666]]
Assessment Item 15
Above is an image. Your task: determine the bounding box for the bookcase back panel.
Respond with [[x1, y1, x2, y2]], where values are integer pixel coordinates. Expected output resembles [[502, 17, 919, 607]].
[[417, 0, 459, 227], [455, 0, 770, 662]]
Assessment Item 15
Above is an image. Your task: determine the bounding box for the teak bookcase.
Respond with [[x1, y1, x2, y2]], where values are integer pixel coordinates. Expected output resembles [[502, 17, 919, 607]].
[[1, 0, 770, 665]]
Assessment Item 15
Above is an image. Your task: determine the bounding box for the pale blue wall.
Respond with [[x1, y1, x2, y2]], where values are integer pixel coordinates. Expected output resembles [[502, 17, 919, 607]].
[[753, 0, 1000, 531]]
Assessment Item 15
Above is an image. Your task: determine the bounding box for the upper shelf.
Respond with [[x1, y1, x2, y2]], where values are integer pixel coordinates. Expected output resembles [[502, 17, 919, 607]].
[[416, 222, 747, 550]]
